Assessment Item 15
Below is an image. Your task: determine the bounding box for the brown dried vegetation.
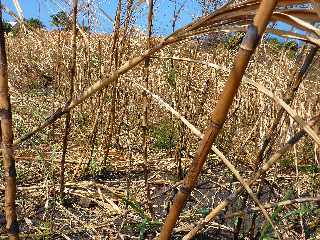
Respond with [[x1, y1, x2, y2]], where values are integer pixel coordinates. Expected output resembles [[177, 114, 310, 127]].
[[0, 0, 320, 239]]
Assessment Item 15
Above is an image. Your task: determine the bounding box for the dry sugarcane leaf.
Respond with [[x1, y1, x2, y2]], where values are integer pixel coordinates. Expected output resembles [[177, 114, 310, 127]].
[[12, 0, 24, 21], [245, 0, 317, 6], [219, 25, 320, 46], [173, 0, 258, 37], [186, 4, 318, 40], [266, 28, 320, 46], [189, 2, 258, 31], [244, 78, 320, 146], [272, 12, 320, 37], [313, 0, 320, 16], [209, 9, 319, 31], [279, 9, 319, 22]]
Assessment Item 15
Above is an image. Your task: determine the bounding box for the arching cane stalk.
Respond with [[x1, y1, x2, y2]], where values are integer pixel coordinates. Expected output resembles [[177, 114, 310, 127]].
[[0, 2, 19, 238], [141, 0, 155, 219], [159, 0, 278, 239], [60, 0, 78, 200]]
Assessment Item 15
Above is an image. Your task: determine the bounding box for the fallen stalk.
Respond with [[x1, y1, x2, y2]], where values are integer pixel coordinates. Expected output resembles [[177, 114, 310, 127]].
[[224, 197, 320, 219]]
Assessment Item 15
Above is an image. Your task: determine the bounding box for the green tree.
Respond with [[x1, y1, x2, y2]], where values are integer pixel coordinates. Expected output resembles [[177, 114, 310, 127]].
[[50, 11, 71, 30], [2, 22, 13, 33], [284, 40, 298, 51], [268, 37, 282, 50], [26, 18, 45, 29]]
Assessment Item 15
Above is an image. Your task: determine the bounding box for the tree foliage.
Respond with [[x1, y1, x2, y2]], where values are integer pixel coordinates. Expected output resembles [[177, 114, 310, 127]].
[[2, 22, 13, 33], [50, 11, 72, 30], [26, 18, 45, 29]]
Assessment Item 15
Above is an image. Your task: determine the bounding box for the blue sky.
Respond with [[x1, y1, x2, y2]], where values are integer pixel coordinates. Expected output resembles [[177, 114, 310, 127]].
[[2, 0, 305, 41], [2, 0, 203, 35]]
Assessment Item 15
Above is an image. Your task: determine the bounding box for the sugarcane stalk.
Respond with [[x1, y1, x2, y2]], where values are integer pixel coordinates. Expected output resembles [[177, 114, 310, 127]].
[[159, 1, 278, 239], [102, 0, 122, 168], [142, 0, 155, 219], [0, 2, 19, 238], [59, 0, 78, 200]]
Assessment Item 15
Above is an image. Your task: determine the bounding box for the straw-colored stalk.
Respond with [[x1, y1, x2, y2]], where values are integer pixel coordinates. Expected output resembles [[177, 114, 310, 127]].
[[159, 1, 278, 239], [0, 3, 19, 239], [102, 0, 122, 167], [142, 0, 155, 219], [59, 0, 78, 200]]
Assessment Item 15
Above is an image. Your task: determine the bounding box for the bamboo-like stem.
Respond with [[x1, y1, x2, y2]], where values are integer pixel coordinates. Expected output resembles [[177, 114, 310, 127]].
[[0, 3, 19, 239], [59, 0, 78, 200], [88, 40, 103, 162], [159, 1, 278, 239], [118, 0, 133, 59], [74, 40, 103, 178], [102, 0, 122, 167], [110, 0, 133, 150], [183, 114, 320, 239], [51, 30, 62, 142], [142, 0, 155, 219]]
